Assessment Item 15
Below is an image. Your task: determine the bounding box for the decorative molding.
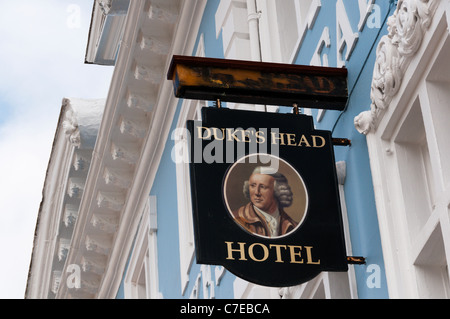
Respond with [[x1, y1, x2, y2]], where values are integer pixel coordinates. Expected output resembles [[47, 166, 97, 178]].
[[91, 213, 119, 234], [80, 274, 102, 294], [110, 142, 140, 164], [134, 63, 164, 84], [119, 117, 147, 139], [139, 33, 170, 56], [355, 0, 437, 135], [62, 108, 81, 148], [51, 271, 62, 294], [98, 0, 112, 14], [30, 0, 205, 299], [98, 0, 129, 15], [81, 255, 107, 274], [63, 204, 79, 228], [96, 191, 126, 211], [25, 98, 104, 299], [58, 238, 71, 261], [126, 91, 156, 112], [85, 235, 112, 256], [103, 167, 132, 189], [72, 151, 91, 172], [67, 178, 85, 199], [148, 2, 179, 24]]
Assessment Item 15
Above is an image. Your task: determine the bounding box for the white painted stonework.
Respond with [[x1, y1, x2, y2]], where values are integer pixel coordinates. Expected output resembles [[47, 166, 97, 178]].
[[354, 0, 437, 135], [26, 0, 208, 299], [26, 97, 105, 298], [354, 0, 450, 298]]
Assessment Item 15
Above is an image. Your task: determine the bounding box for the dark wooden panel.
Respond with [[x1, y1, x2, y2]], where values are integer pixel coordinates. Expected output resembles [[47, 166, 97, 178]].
[[167, 55, 348, 110]]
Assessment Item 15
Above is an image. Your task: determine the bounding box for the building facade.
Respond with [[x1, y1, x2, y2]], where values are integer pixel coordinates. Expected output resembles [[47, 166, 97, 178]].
[[26, 0, 450, 299]]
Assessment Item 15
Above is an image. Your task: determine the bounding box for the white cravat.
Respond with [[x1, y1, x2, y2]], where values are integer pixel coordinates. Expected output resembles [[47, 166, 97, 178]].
[[254, 206, 280, 237]]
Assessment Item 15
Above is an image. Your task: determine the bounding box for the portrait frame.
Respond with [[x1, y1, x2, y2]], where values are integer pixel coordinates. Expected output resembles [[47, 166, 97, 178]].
[[223, 153, 309, 239]]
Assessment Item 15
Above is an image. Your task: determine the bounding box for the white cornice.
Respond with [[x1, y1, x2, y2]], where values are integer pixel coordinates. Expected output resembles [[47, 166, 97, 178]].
[[98, 0, 208, 299], [25, 98, 105, 299], [54, 0, 207, 299], [85, 0, 130, 65]]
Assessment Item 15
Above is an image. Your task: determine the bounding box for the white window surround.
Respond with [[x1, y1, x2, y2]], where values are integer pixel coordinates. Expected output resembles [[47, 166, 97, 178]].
[[257, 0, 320, 64], [174, 35, 206, 296], [214, 0, 320, 113], [354, 0, 450, 298], [124, 196, 160, 299], [173, 99, 201, 296], [308, 26, 331, 121]]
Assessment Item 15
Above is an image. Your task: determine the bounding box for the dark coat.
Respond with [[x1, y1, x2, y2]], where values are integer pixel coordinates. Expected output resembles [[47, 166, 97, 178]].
[[232, 202, 298, 237]]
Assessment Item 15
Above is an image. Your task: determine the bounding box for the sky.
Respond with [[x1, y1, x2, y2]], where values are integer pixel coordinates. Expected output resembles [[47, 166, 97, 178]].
[[0, 1, 114, 298]]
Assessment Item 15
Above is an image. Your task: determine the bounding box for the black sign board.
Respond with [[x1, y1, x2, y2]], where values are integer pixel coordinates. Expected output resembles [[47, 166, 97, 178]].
[[186, 107, 348, 287]]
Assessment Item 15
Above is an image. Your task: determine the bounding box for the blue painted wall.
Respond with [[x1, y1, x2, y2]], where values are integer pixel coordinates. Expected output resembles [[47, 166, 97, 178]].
[[290, 0, 395, 298]]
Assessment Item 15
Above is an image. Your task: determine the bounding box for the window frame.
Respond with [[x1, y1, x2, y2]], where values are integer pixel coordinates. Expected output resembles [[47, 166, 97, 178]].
[[123, 196, 160, 299], [174, 34, 206, 295]]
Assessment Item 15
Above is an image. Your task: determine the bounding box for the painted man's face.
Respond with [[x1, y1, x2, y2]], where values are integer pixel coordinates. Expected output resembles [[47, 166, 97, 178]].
[[248, 173, 277, 214]]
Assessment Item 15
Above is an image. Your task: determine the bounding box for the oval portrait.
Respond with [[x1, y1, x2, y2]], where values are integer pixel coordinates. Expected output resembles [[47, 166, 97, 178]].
[[223, 153, 308, 239]]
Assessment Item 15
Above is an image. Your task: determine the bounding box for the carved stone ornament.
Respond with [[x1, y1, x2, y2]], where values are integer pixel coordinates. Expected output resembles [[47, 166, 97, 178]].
[[355, 0, 436, 135], [98, 0, 112, 15], [62, 108, 81, 148]]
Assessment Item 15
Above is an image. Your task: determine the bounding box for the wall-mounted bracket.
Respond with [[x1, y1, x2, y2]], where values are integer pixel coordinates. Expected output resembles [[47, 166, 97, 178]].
[[347, 256, 366, 265]]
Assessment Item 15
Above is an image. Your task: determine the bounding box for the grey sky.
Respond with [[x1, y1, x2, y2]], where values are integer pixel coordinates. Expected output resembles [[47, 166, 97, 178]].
[[0, 1, 113, 298]]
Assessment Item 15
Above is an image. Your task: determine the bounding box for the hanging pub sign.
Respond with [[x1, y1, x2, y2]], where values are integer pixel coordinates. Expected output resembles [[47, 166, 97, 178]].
[[167, 56, 355, 287]]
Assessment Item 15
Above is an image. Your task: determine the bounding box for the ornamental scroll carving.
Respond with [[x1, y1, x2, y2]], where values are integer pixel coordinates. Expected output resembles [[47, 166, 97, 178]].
[[354, 0, 436, 135], [62, 106, 81, 148]]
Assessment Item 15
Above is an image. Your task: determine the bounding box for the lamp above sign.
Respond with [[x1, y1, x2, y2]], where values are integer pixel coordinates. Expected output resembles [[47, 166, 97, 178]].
[[167, 55, 348, 110]]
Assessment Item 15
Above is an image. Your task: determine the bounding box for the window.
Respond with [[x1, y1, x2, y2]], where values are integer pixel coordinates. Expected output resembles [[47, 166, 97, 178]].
[[174, 35, 206, 295], [257, 0, 317, 63], [124, 196, 160, 299], [173, 98, 203, 295]]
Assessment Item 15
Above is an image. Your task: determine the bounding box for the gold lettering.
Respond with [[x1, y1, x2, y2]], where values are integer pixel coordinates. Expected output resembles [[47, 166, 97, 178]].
[[312, 135, 326, 148], [225, 242, 247, 261], [297, 135, 311, 147], [289, 245, 304, 264], [305, 246, 320, 265], [315, 76, 335, 94], [241, 130, 251, 143], [271, 132, 286, 145], [224, 242, 320, 265], [286, 133, 296, 146], [248, 243, 269, 262], [269, 244, 287, 263], [226, 128, 241, 142], [212, 127, 225, 140], [255, 131, 266, 144], [197, 126, 211, 139]]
